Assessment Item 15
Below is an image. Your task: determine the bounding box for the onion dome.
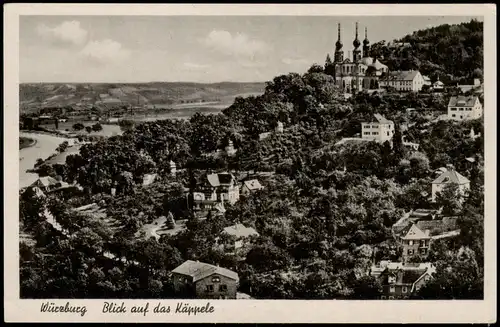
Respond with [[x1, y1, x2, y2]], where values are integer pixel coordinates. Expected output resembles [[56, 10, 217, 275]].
[[363, 27, 370, 46], [353, 22, 361, 49]]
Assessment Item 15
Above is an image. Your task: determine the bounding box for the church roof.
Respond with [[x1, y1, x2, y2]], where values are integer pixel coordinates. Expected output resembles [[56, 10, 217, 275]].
[[369, 59, 387, 70], [360, 57, 374, 65]]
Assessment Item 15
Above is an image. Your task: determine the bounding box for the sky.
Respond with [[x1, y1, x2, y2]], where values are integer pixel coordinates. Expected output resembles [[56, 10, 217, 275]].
[[19, 15, 482, 83]]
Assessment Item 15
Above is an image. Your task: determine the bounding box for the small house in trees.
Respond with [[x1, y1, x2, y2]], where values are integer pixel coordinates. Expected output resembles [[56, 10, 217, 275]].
[[241, 179, 264, 196], [216, 223, 259, 253], [225, 140, 237, 157], [142, 173, 157, 186], [275, 121, 284, 134], [431, 167, 470, 202], [170, 160, 177, 176], [361, 114, 395, 143], [377, 262, 436, 299], [172, 260, 239, 299]]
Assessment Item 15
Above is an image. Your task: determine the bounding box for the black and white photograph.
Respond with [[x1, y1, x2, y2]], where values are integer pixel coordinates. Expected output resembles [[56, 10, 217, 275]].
[[5, 3, 496, 324]]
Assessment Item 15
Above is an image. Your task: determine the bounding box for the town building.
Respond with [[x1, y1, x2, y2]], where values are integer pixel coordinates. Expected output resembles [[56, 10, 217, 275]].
[[401, 224, 431, 260], [192, 172, 240, 212], [361, 114, 395, 143], [241, 179, 264, 196], [330, 23, 389, 94], [172, 260, 239, 299], [376, 262, 436, 299], [447, 96, 483, 121], [431, 167, 470, 202], [379, 70, 426, 92]]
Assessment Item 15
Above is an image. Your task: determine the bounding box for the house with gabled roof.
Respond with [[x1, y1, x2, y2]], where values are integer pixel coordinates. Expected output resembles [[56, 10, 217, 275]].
[[401, 224, 431, 262], [191, 172, 240, 212], [361, 114, 395, 143], [378, 262, 435, 299], [241, 179, 264, 196], [431, 167, 470, 202], [379, 70, 425, 92], [216, 223, 260, 254], [172, 260, 239, 299], [447, 96, 482, 121]]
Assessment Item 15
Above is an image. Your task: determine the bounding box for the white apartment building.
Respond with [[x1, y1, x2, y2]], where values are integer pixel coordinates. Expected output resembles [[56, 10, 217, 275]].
[[380, 70, 425, 92], [447, 96, 483, 121], [361, 114, 395, 143]]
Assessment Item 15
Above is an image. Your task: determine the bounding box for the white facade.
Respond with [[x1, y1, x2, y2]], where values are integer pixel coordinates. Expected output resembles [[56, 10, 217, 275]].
[[431, 169, 470, 202], [447, 96, 483, 121], [380, 70, 425, 92], [361, 114, 395, 143]]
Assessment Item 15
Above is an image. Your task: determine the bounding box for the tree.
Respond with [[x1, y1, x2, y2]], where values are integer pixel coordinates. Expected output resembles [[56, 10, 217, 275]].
[[351, 275, 383, 299], [119, 119, 135, 132], [73, 123, 85, 131], [56, 141, 69, 153], [92, 123, 103, 132], [85, 126, 92, 134]]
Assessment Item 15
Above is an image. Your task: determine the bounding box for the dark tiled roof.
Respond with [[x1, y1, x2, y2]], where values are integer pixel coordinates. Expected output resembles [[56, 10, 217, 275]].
[[401, 269, 427, 284], [448, 96, 478, 107]]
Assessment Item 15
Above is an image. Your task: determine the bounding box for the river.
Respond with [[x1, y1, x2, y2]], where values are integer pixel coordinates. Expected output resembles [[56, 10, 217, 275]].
[[19, 132, 68, 189]]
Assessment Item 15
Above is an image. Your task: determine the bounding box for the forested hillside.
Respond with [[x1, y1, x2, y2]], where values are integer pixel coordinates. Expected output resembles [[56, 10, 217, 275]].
[[369, 19, 483, 84]]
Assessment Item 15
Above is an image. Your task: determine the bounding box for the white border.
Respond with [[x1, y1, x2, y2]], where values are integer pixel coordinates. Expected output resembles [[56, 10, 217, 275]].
[[4, 4, 497, 323]]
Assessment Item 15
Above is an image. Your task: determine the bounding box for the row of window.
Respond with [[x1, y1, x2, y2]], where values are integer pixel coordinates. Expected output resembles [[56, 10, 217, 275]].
[[388, 286, 408, 293], [205, 284, 228, 292], [407, 240, 428, 246], [450, 107, 473, 111], [406, 248, 427, 255], [363, 132, 379, 135]]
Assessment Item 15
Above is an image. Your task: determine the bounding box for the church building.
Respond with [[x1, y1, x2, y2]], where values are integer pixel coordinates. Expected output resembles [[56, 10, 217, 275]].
[[328, 22, 389, 94]]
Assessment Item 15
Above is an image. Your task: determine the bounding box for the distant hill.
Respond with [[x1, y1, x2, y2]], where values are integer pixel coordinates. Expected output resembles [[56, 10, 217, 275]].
[[19, 82, 266, 113], [369, 19, 483, 84]]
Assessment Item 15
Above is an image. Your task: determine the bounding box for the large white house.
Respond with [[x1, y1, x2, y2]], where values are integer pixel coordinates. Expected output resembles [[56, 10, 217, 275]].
[[192, 172, 240, 211], [431, 168, 470, 202], [447, 96, 483, 121], [361, 114, 395, 143], [380, 70, 425, 92]]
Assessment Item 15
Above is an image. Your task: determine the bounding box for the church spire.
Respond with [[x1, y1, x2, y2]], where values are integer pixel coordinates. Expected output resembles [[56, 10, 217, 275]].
[[334, 23, 344, 63], [352, 22, 362, 62], [363, 26, 370, 58]]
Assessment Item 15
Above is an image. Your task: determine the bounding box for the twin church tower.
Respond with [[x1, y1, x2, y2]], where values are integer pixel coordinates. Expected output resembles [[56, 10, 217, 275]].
[[329, 22, 388, 93], [334, 22, 370, 63]]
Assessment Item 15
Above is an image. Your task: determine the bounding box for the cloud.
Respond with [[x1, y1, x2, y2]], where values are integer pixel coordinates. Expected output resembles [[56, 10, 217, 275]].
[[80, 39, 131, 64], [183, 62, 210, 69], [36, 20, 88, 46], [201, 30, 269, 58], [281, 57, 310, 66]]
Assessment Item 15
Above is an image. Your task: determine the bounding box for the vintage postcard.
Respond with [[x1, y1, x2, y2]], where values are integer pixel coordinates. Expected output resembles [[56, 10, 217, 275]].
[[4, 3, 497, 323]]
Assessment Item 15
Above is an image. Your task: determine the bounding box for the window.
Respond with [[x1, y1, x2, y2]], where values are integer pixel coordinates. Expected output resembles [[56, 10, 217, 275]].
[[389, 286, 395, 293], [409, 240, 413, 246], [459, 108, 464, 111], [389, 296, 395, 300], [452, 114, 456, 117], [219, 284, 228, 292], [451, 108, 456, 111], [372, 132, 378, 135], [212, 276, 221, 283], [388, 276, 396, 284], [381, 296, 386, 300], [387, 132, 390, 136], [206, 285, 214, 293], [408, 249, 414, 255], [402, 287, 408, 293]]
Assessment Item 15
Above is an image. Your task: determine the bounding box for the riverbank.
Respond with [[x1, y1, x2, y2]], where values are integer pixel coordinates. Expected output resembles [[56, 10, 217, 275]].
[[19, 136, 37, 149]]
